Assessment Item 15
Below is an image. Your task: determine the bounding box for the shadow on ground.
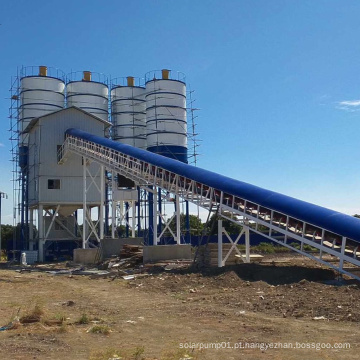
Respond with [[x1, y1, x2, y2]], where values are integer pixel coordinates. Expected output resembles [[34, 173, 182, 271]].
[[170, 263, 360, 286]]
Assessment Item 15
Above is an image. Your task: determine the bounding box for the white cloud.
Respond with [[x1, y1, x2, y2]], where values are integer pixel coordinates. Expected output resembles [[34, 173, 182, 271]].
[[339, 100, 360, 107], [337, 99, 360, 112]]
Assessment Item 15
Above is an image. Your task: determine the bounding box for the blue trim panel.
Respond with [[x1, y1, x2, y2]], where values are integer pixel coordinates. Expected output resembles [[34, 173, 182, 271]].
[[146, 105, 186, 111], [19, 103, 64, 109], [114, 137, 146, 140], [111, 85, 145, 90], [19, 146, 28, 169], [146, 119, 187, 124], [112, 124, 146, 128], [76, 107, 108, 113], [147, 145, 188, 163], [67, 93, 108, 100], [146, 131, 186, 136], [112, 111, 146, 115], [145, 79, 186, 86], [67, 80, 108, 86], [20, 89, 65, 96], [112, 98, 146, 103], [21, 75, 65, 82], [145, 91, 186, 99], [65, 128, 360, 242]]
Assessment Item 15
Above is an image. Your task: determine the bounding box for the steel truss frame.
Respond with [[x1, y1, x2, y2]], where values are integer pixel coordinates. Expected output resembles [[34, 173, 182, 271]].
[[113, 200, 137, 238], [60, 135, 360, 280], [36, 205, 81, 261], [82, 158, 105, 248]]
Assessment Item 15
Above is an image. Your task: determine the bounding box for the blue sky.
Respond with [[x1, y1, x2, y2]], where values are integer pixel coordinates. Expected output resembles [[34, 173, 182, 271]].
[[0, 0, 360, 224]]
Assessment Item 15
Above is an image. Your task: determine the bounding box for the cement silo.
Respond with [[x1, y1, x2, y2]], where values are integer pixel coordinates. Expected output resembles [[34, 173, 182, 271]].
[[19, 66, 65, 142], [111, 77, 146, 149], [66, 71, 109, 121], [145, 69, 187, 163]]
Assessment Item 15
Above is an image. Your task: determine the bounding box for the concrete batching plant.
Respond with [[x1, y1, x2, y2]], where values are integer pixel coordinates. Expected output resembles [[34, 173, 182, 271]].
[[7, 65, 360, 283], [9, 66, 194, 261]]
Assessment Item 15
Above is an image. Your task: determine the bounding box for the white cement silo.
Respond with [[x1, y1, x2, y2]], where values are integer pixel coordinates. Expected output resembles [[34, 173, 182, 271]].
[[145, 69, 187, 163], [111, 77, 146, 149], [66, 71, 109, 121], [20, 66, 65, 141]]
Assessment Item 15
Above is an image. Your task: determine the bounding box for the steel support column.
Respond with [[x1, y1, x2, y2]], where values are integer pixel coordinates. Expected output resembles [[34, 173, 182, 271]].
[[111, 171, 116, 239], [82, 157, 87, 248], [153, 188, 158, 245], [218, 219, 223, 267], [99, 165, 105, 240], [38, 204, 44, 262], [29, 208, 34, 250], [175, 195, 181, 244], [185, 200, 190, 244]]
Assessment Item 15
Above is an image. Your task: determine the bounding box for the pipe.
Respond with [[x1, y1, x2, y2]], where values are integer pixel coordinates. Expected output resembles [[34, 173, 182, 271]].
[[127, 76, 135, 87], [83, 71, 91, 82], [162, 69, 170, 80]]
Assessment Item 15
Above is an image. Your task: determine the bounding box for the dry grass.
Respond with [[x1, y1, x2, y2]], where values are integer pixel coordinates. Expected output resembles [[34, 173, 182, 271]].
[[89, 346, 145, 360], [76, 313, 90, 324], [19, 302, 44, 324], [88, 324, 111, 335]]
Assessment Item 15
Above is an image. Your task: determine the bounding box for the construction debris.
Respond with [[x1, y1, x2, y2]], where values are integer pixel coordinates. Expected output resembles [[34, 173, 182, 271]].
[[0, 317, 20, 331], [4, 243, 195, 282], [120, 244, 143, 259], [122, 275, 135, 280]]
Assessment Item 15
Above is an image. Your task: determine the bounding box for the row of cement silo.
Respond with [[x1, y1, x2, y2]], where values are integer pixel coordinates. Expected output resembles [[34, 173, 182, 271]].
[[19, 66, 187, 162]]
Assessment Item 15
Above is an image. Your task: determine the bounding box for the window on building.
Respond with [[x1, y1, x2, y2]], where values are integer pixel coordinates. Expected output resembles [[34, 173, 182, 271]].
[[57, 145, 62, 162], [48, 179, 61, 189]]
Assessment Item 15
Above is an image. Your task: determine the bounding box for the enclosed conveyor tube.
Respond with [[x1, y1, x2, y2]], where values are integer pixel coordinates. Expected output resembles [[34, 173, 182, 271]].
[[65, 128, 360, 243]]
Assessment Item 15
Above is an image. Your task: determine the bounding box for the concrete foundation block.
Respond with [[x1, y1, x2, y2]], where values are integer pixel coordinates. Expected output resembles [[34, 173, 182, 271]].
[[73, 248, 99, 264], [143, 244, 192, 263]]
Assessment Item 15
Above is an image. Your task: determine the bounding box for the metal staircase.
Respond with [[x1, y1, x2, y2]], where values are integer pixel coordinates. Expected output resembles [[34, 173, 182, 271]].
[[59, 128, 360, 281]]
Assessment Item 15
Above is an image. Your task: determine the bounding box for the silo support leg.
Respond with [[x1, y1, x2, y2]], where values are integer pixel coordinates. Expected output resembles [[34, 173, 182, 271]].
[[38, 204, 44, 262], [83, 158, 87, 249], [245, 226, 250, 263], [175, 195, 181, 244], [39, 240, 45, 262], [29, 209, 34, 251], [218, 220, 223, 267], [153, 190, 158, 245], [111, 172, 116, 239], [100, 165, 105, 240], [132, 201, 136, 238]]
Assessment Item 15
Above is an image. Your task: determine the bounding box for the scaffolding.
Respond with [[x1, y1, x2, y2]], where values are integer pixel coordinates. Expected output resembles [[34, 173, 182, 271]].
[[8, 66, 67, 254], [9, 69, 21, 253], [187, 87, 200, 166]]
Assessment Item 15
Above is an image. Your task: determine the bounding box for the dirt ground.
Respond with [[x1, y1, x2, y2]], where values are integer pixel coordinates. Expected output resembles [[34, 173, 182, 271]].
[[0, 255, 359, 360]]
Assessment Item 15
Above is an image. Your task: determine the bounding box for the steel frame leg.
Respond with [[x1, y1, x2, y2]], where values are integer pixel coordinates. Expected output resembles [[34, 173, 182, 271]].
[[83, 157, 87, 248], [38, 204, 44, 262], [218, 219, 251, 267], [111, 171, 116, 239], [29, 209, 34, 251]]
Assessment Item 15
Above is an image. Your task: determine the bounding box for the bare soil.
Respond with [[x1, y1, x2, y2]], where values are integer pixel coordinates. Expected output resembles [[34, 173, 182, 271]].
[[0, 255, 359, 360]]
